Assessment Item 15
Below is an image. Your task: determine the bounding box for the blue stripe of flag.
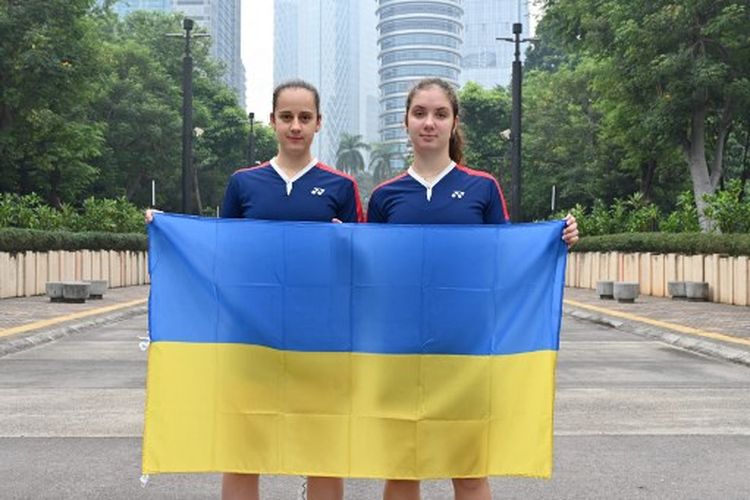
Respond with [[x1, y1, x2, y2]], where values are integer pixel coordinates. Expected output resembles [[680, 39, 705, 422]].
[[148, 215, 567, 355]]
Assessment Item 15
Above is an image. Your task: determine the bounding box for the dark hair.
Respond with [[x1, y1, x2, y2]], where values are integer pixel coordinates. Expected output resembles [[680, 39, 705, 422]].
[[404, 77, 464, 165], [272, 79, 321, 117]]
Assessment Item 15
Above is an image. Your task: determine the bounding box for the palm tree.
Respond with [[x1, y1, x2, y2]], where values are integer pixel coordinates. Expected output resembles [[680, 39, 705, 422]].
[[335, 133, 370, 174], [369, 142, 404, 184]]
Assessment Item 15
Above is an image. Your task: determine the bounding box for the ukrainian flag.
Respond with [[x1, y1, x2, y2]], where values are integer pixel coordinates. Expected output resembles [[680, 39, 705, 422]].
[[142, 214, 567, 479]]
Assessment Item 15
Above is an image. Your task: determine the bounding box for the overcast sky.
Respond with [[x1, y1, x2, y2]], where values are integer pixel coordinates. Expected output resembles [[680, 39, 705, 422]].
[[240, 2, 543, 123]]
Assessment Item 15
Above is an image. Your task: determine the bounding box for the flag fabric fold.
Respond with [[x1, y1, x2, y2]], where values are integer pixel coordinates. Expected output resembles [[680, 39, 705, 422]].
[[143, 214, 567, 479]]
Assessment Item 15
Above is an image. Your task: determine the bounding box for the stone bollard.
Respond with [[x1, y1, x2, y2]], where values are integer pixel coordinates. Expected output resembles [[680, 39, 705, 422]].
[[62, 281, 91, 304], [45, 282, 64, 303], [86, 280, 109, 300], [685, 281, 709, 302], [667, 281, 687, 300], [596, 280, 614, 300], [613, 281, 640, 303]]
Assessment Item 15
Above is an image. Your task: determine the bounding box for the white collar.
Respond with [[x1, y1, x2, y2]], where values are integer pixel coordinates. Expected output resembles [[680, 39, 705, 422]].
[[270, 157, 318, 195], [408, 161, 456, 201]]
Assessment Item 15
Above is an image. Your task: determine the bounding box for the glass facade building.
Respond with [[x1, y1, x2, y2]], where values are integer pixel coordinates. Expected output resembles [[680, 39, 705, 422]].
[[103, 0, 246, 105], [376, 0, 463, 157], [275, 0, 370, 164], [461, 0, 529, 88]]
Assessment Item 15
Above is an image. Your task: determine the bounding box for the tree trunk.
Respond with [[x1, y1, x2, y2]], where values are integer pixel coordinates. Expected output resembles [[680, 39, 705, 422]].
[[685, 106, 713, 231]]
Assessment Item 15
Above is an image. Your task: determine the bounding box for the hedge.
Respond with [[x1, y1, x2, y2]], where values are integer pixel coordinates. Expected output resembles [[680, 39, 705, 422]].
[[0, 228, 147, 253], [572, 232, 750, 256]]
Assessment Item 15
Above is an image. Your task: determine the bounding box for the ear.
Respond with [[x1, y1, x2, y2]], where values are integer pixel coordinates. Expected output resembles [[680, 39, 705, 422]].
[[269, 112, 276, 128], [315, 115, 322, 133], [452, 116, 460, 135]]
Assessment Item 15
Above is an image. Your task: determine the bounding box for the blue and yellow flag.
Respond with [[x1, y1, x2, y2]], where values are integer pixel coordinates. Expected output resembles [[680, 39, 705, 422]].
[[142, 214, 567, 479]]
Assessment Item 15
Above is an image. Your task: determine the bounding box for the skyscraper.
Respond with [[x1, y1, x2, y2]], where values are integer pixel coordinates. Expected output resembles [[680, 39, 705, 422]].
[[274, 0, 365, 164], [376, 0, 464, 159], [461, 0, 529, 88], [104, 0, 246, 105]]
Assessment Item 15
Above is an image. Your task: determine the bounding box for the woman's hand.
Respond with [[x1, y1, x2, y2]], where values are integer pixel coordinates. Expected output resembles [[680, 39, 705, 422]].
[[562, 213, 579, 248], [144, 209, 162, 224]]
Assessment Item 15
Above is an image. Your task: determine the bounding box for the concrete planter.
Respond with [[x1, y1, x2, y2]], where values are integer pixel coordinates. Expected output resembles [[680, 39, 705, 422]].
[[596, 280, 614, 299], [45, 282, 64, 303], [685, 281, 709, 302], [613, 281, 640, 303], [667, 281, 687, 300], [86, 280, 108, 299], [62, 281, 90, 303]]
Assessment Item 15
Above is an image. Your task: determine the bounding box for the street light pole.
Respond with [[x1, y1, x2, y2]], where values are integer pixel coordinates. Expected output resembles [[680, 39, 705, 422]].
[[167, 18, 209, 214], [248, 112, 255, 166], [498, 23, 536, 222]]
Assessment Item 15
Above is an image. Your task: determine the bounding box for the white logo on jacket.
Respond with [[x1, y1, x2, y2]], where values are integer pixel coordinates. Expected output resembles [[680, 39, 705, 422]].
[[451, 191, 465, 199], [311, 187, 325, 196]]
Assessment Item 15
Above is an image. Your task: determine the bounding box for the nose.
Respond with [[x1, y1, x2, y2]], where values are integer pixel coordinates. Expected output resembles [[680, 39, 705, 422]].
[[290, 116, 302, 131], [423, 113, 435, 128]]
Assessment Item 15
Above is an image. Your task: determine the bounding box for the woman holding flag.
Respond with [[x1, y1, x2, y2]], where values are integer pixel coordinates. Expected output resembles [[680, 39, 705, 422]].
[[148, 79, 363, 500], [367, 77, 578, 500]]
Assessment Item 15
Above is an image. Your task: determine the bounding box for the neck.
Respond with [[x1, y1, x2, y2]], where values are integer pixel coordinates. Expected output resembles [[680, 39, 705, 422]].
[[276, 151, 313, 177], [411, 152, 452, 182]]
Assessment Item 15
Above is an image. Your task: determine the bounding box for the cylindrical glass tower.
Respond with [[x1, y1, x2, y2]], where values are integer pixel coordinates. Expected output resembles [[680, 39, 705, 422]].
[[376, 0, 464, 165]]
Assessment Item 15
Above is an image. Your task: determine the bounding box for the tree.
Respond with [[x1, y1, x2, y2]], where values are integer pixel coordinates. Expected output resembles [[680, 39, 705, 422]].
[[545, 0, 750, 231], [369, 142, 403, 184], [0, 0, 105, 206], [335, 133, 369, 174], [458, 82, 511, 181]]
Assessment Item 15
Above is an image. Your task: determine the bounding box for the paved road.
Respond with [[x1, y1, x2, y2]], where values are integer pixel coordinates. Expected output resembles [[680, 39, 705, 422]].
[[1, 314, 749, 499]]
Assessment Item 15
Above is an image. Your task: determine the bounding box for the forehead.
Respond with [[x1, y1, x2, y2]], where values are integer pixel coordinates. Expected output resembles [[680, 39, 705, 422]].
[[410, 85, 452, 108], [275, 87, 317, 111]]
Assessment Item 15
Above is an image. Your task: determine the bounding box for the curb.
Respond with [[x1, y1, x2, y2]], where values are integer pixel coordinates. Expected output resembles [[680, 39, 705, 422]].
[[564, 306, 750, 368], [0, 305, 148, 358]]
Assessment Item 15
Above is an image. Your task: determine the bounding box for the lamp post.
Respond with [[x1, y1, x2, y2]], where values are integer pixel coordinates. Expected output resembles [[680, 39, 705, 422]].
[[248, 112, 255, 166], [498, 23, 536, 222], [166, 18, 209, 214]]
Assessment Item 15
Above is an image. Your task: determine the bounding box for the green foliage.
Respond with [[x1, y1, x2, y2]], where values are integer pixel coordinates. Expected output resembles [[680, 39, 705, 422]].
[[0, 228, 147, 253], [544, 0, 750, 230], [458, 82, 510, 179], [0, 193, 144, 233], [369, 142, 404, 185], [572, 232, 750, 257], [702, 179, 750, 233], [0, 0, 106, 205], [336, 133, 370, 175], [660, 191, 701, 233]]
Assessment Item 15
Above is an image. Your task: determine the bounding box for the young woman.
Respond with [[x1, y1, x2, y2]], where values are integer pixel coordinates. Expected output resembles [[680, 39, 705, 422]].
[[149, 79, 362, 500], [367, 77, 578, 500]]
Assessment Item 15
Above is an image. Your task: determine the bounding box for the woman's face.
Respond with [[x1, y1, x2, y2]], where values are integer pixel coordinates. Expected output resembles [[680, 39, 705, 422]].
[[270, 87, 321, 157], [405, 85, 456, 157]]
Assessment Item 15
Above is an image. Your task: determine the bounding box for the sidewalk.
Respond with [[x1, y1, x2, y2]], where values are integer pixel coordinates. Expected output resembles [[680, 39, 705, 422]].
[[563, 287, 750, 366], [0, 285, 149, 357], [1, 285, 749, 366]]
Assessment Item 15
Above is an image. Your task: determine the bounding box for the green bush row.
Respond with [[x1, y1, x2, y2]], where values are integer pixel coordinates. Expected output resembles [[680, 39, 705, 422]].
[[0, 193, 146, 233], [573, 232, 750, 256], [0, 228, 147, 253], [556, 182, 750, 235]]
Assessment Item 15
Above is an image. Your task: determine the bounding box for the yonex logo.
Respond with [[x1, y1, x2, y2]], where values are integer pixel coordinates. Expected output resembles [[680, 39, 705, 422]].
[[451, 191, 465, 199], [311, 187, 325, 196]]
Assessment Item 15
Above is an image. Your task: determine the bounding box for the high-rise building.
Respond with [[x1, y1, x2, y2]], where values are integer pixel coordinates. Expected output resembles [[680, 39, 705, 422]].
[[274, 0, 366, 164], [376, 0, 464, 158], [104, 0, 246, 105], [461, 0, 529, 88]]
